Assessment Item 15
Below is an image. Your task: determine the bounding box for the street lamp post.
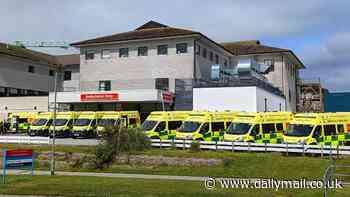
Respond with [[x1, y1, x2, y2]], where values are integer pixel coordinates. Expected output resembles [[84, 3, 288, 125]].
[[50, 71, 58, 176]]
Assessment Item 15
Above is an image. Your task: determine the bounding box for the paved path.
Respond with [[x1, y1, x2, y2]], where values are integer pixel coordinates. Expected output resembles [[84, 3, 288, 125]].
[[3, 170, 207, 181]]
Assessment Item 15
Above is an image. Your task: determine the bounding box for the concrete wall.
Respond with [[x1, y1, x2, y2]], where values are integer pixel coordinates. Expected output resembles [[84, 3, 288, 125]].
[[193, 86, 286, 112], [0, 55, 56, 92], [62, 64, 80, 91], [252, 54, 298, 112], [79, 37, 196, 92], [0, 96, 48, 111]]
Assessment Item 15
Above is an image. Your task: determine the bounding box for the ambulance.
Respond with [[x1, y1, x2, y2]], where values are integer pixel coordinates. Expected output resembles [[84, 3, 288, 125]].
[[97, 111, 141, 136], [28, 112, 54, 136], [176, 111, 236, 141], [49, 112, 80, 137], [224, 112, 293, 143], [283, 113, 350, 145], [72, 112, 102, 138], [8, 112, 38, 133], [142, 111, 190, 140]]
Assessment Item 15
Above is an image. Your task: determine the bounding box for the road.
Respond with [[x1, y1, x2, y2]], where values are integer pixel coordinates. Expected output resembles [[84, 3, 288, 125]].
[[53, 138, 98, 146]]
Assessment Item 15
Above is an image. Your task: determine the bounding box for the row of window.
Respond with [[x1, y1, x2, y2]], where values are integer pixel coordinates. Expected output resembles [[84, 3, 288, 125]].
[[0, 87, 48, 97], [85, 43, 188, 60], [195, 44, 229, 66], [27, 65, 55, 77]]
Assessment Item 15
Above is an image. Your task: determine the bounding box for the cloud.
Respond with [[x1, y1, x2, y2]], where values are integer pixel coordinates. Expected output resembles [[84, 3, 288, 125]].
[[300, 32, 350, 91]]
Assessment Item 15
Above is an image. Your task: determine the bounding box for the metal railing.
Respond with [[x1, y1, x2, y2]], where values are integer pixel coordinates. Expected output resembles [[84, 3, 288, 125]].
[[0, 136, 49, 144], [151, 139, 350, 155]]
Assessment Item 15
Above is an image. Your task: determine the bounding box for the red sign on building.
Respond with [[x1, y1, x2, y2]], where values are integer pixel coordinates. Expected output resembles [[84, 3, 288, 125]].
[[162, 91, 174, 104], [80, 93, 119, 102]]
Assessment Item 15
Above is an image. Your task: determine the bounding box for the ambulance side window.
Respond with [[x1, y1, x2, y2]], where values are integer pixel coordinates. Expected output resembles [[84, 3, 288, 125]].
[[276, 123, 284, 131], [324, 125, 336, 136], [199, 123, 209, 134], [91, 119, 96, 126], [129, 118, 137, 126], [262, 124, 275, 134], [155, 121, 166, 132], [337, 125, 344, 134], [250, 125, 260, 136], [168, 121, 182, 130], [212, 122, 225, 131], [313, 126, 322, 138]]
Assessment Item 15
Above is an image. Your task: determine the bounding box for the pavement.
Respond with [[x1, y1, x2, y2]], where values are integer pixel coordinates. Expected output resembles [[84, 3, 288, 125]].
[[3, 169, 207, 181], [53, 138, 98, 146]]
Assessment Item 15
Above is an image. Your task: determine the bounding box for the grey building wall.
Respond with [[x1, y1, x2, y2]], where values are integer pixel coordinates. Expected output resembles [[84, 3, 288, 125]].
[[62, 64, 80, 91], [0, 55, 56, 92], [78, 37, 197, 92]]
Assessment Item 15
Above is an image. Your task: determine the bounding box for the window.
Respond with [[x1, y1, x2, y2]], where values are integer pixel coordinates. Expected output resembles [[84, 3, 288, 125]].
[[28, 66, 35, 73], [324, 125, 336, 136], [168, 121, 182, 130], [264, 59, 274, 71], [209, 52, 213, 61], [101, 49, 111, 59], [196, 44, 201, 55], [119, 48, 129, 58], [224, 59, 228, 67], [250, 125, 260, 136], [157, 45, 168, 55], [49, 70, 55, 76], [313, 126, 322, 138], [262, 124, 275, 134], [215, 54, 219, 64], [138, 46, 148, 56], [91, 119, 96, 126], [155, 121, 166, 132], [85, 50, 94, 60], [64, 71, 72, 81], [155, 78, 169, 90], [212, 122, 225, 131], [337, 125, 344, 134], [276, 123, 284, 131], [199, 123, 209, 133], [176, 43, 188, 54], [202, 48, 207, 58], [99, 80, 111, 91]]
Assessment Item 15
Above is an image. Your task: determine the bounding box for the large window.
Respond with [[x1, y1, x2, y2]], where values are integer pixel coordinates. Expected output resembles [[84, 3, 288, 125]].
[[157, 45, 168, 55], [209, 52, 213, 61], [196, 44, 201, 55], [64, 71, 72, 81], [119, 48, 129, 58], [49, 70, 55, 76], [28, 66, 35, 73], [138, 46, 148, 56], [101, 49, 111, 59], [264, 59, 274, 71], [176, 43, 188, 54], [99, 80, 111, 91], [215, 54, 219, 64], [85, 50, 94, 60], [202, 48, 207, 58]]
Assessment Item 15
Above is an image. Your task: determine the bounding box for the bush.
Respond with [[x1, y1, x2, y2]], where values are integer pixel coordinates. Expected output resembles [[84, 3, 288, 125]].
[[93, 126, 150, 169], [189, 141, 201, 152]]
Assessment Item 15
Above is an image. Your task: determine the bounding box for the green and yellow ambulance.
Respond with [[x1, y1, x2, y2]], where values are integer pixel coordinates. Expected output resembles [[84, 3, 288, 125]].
[[176, 111, 236, 141], [72, 111, 102, 138], [28, 112, 53, 136], [8, 112, 38, 133], [49, 112, 80, 137], [224, 112, 292, 143], [97, 111, 141, 137], [283, 113, 350, 145], [142, 111, 190, 140]]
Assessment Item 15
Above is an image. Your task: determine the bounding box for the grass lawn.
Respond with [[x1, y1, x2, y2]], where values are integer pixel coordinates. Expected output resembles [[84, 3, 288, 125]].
[[0, 175, 347, 197]]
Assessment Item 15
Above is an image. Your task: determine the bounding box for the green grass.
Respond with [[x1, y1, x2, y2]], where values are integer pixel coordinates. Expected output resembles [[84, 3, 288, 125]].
[[0, 175, 347, 197]]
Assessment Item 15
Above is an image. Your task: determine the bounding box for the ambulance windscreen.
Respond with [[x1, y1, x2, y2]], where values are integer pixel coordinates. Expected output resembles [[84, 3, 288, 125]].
[[226, 123, 252, 135]]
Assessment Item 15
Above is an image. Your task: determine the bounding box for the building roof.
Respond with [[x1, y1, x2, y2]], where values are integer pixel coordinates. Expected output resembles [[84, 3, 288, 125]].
[[221, 40, 305, 68], [55, 54, 80, 66], [71, 20, 200, 46], [0, 42, 59, 66]]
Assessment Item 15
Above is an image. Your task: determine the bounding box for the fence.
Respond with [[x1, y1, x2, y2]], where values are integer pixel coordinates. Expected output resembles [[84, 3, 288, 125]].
[[0, 136, 49, 144], [151, 139, 350, 156]]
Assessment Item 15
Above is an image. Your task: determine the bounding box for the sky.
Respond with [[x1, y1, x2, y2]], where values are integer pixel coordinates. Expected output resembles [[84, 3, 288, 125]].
[[1, 0, 349, 92]]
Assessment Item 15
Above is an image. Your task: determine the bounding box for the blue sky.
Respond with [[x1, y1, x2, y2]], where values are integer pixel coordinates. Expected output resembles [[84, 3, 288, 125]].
[[1, 0, 349, 92]]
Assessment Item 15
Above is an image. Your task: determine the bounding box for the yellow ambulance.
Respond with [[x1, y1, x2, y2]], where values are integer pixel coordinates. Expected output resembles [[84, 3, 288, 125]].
[[49, 112, 80, 137], [224, 112, 292, 143], [28, 112, 54, 136], [8, 112, 38, 133], [283, 113, 350, 145], [97, 111, 141, 136], [176, 111, 236, 141], [72, 112, 102, 138], [142, 111, 190, 140]]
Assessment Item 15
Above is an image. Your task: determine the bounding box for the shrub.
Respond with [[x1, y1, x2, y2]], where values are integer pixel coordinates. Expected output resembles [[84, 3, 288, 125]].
[[93, 126, 150, 169], [189, 141, 201, 152]]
